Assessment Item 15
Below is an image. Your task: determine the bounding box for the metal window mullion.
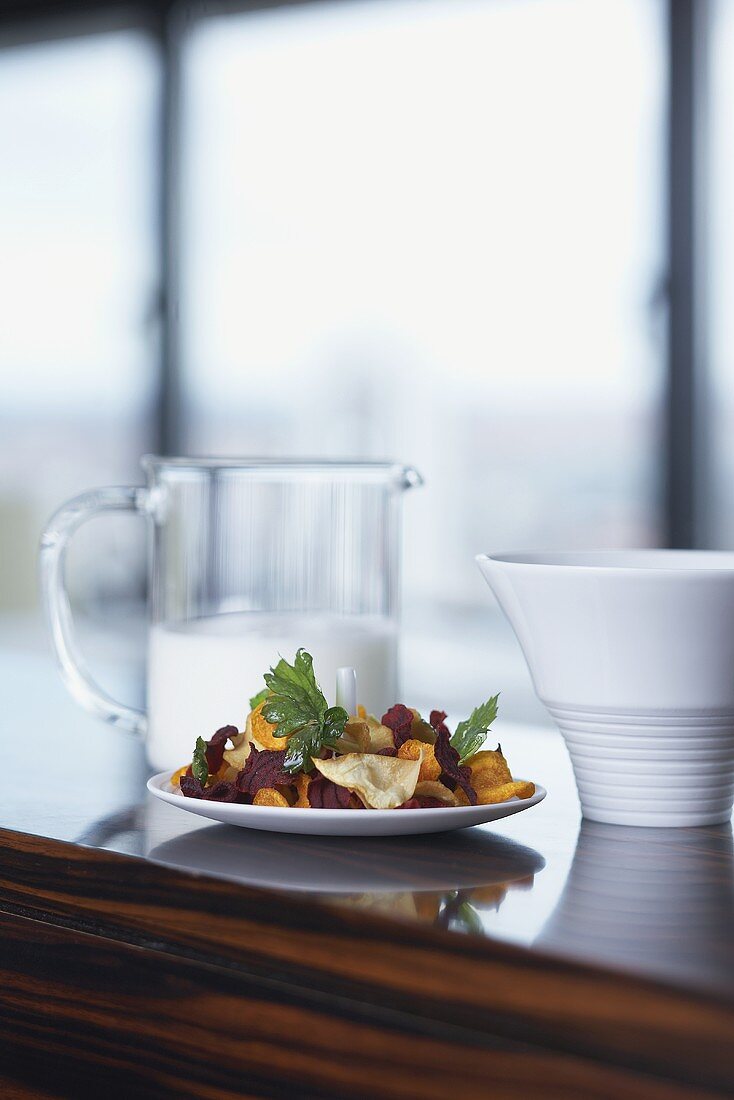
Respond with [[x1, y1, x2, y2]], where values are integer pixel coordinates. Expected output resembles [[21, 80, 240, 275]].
[[153, 1, 184, 458], [667, 0, 709, 549]]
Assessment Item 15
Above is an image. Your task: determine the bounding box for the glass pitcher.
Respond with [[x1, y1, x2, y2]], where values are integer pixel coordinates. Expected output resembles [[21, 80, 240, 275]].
[[40, 457, 422, 769]]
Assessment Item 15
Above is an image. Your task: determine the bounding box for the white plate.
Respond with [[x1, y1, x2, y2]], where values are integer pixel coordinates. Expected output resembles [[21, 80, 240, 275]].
[[146, 772, 546, 836]]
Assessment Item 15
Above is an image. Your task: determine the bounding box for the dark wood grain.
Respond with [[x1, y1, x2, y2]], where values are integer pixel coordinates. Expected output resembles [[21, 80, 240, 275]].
[[0, 827, 732, 1098], [0, 909, 727, 1100]]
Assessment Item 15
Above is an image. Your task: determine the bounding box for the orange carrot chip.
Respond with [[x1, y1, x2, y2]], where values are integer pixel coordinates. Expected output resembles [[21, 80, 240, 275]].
[[476, 781, 535, 805], [294, 774, 311, 808], [249, 701, 288, 752], [467, 749, 512, 790], [398, 739, 441, 782], [253, 787, 290, 807]]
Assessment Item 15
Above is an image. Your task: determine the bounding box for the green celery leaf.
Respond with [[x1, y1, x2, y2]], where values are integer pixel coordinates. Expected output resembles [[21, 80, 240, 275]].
[[192, 736, 209, 785], [262, 649, 348, 773], [454, 901, 484, 936], [450, 694, 500, 762], [249, 687, 270, 711]]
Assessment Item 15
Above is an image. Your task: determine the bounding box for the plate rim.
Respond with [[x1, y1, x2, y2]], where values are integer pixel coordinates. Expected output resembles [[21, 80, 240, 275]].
[[146, 770, 547, 818]]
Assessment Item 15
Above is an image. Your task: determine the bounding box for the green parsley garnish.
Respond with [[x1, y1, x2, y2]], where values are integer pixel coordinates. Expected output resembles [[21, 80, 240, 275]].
[[262, 649, 348, 774], [450, 694, 500, 762], [191, 735, 209, 784]]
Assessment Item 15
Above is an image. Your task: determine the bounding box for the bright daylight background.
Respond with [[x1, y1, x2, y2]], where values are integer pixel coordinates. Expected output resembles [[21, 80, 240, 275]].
[[0, 0, 696, 726]]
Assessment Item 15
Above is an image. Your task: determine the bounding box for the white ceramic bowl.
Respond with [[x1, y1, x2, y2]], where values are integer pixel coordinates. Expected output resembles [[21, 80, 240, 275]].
[[477, 550, 734, 827], [147, 772, 546, 836]]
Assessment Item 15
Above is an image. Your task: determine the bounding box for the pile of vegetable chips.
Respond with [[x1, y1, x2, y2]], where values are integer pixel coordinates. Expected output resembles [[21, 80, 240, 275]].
[[171, 649, 535, 810]]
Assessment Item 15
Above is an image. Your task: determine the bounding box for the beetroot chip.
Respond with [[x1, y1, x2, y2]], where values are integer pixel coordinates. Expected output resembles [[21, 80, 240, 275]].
[[205, 725, 238, 773], [180, 774, 204, 799], [429, 710, 451, 738], [377, 746, 397, 757], [381, 704, 414, 749], [235, 747, 291, 800], [202, 780, 239, 803], [308, 776, 351, 809], [430, 710, 477, 805]]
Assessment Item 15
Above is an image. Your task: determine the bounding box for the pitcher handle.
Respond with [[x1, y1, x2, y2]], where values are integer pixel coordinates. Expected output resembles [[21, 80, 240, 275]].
[[39, 485, 149, 735]]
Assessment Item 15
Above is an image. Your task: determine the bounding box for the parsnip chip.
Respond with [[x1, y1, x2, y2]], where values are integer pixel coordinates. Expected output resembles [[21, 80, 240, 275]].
[[409, 709, 437, 744], [477, 780, 535, 805], [313, 752, 421, 809], [348, 892, 419, 919], [335, 718, 372, 754], [363, 715, 396, 752], [414, 780, 457, 805], [223, 723, 251, 771]]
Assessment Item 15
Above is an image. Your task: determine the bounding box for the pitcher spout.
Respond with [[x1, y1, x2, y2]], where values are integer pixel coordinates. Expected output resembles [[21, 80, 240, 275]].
[[400, 466, 423, 491]]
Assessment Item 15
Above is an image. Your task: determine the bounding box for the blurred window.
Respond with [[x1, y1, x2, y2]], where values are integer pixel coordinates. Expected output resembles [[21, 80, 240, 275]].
[[180, 0, 666, 713], [0, 29, 158, 622]]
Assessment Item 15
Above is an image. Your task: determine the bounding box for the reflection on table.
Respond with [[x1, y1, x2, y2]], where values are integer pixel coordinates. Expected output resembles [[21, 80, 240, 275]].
[[147, 822, 545, 932], [539, 820, 734, 995]]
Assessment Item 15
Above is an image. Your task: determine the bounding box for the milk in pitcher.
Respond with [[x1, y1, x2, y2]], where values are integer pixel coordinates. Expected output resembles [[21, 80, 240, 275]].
[[147, 612, 398, 770]]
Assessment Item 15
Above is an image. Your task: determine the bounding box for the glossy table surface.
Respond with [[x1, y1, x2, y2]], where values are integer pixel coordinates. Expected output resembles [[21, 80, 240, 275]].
[[3, 643, 733, 1004], [4, 641, 734, 1097]]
